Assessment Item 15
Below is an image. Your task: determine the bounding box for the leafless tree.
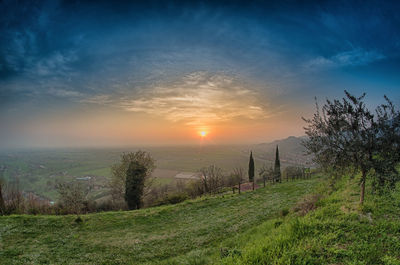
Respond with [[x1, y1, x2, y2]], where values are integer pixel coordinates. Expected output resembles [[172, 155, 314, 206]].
[[232, 167, 245, 194], [56, 182, 88, 215], [200, 165, 223, 194], [259, 164, 274, 187]]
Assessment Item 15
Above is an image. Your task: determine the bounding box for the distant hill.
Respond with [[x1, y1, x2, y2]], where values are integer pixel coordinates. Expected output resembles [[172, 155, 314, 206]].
[[251, 136, 313, 166]]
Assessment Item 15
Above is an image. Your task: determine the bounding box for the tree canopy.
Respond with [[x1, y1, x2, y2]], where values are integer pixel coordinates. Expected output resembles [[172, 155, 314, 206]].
[[109, 151, 155, 206], [303, 91, 400, 203]]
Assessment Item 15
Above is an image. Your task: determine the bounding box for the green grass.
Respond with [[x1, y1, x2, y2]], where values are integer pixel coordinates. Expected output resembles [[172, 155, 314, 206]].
[[0, 178, 319, 265], [3, 174, 397, 265], [219, 176, 400, 265]]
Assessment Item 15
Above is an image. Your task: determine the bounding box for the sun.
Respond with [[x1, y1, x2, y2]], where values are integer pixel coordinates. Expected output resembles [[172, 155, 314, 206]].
[[199, 131, 207, 137]]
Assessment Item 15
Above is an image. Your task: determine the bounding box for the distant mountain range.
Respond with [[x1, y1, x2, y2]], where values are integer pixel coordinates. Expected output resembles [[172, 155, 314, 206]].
[[251, 136, 313, 166]]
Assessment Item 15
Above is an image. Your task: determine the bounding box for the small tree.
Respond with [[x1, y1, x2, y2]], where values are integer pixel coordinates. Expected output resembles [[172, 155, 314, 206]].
[[0, 167, 5, 215], [125, 161, 147, 210], [200, 165, 223, 194], [248, 151, 255, 190], [303, 91, 400, 204], [372, 97, 400, 192], [109, 151, 155, 206], [0, 180, 5, 215], [56, 182, 88, 214], [232, 167, 245, 194], [259, 164, 273, 187], [3, 178, 23, 214], [274, 146, 281, 183]]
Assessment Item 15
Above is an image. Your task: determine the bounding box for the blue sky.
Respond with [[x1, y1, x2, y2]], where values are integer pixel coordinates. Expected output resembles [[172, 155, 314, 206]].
[[1, 0, 400, 147]]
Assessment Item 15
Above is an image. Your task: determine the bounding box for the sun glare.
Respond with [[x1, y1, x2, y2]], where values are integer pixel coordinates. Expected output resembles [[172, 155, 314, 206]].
[[200, 131, 207, 137]]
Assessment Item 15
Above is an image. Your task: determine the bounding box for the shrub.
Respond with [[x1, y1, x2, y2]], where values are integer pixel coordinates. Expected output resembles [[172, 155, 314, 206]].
[[155, 192, 189, 206], [292, 194, 321, 216], [280, 208, 289, 217]]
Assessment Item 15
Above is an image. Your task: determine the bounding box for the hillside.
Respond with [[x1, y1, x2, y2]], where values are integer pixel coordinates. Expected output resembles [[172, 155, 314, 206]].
[[2, 173, 400, 264], [252, 136, 312, 166], [0, 178, 319, 265], [221, 177, 400, 265]]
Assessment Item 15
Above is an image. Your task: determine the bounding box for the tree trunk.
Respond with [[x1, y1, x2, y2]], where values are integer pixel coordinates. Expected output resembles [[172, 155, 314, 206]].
[[252, 181, 255, 191], [360, 170, 366, 205], [238, 182, 241, 194], [0, 183, 5, 215], [263, 179, 265, 188]]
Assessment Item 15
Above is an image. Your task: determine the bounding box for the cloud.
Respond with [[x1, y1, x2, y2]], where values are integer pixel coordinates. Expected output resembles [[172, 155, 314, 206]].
[[85, 72, 271, 126], [304, 48, 385, 70], [34, 51, 78, 76], [47, 88, 82, 98], [80, 94, 113, 105], [122, 72, 271, 125]]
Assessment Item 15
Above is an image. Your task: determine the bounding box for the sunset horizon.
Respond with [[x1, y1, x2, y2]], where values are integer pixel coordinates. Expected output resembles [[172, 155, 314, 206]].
[[2, 1, 400, 264], [2, 1, 400, 149]]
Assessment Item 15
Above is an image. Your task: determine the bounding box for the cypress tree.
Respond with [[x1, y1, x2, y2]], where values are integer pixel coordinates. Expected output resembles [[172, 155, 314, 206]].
[[274, 146, 281, 183], [248, 151, 255, 183], [125, 161, 147, 210]]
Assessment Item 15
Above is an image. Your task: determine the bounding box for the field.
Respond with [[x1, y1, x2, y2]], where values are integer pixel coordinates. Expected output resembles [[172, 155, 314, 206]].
[[0, 143, 304, 202], [2, 172, 400, 264], [0, 177, 319, 264]]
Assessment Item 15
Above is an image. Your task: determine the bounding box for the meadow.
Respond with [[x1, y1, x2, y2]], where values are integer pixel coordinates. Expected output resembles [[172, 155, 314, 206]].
[[0, 177, 319, 264]]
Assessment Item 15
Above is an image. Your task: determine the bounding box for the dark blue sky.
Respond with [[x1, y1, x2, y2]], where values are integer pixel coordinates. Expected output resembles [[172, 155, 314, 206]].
[[1, 0, 400, 147]]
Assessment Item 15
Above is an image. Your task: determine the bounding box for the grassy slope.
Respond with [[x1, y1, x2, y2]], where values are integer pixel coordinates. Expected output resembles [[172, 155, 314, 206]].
[[220, 177, 400, 265], [0, 178, 319, 265]]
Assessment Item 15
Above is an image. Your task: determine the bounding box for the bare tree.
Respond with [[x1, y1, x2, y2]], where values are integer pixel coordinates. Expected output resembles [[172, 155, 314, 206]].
[[232, 167, 245, 194], [56, 182, 88, 215], [2, 177, 24, 214], [200, 165, 223, 194], [258, 164, 273, 187], [0, 179, 5, 215]]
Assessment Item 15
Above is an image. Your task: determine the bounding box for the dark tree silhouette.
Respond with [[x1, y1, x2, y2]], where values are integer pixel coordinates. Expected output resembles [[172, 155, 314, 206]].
[[274, 146, 281, 183], [125, 161, 147, 210], [248, 151, 255, 188], [0, 182, 5, 215], [110, 151, 155, 205], [0, 168, 4, 214]]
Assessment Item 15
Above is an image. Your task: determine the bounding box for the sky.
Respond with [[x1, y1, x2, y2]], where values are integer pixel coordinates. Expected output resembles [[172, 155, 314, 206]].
[[1, 0, 400, 148]]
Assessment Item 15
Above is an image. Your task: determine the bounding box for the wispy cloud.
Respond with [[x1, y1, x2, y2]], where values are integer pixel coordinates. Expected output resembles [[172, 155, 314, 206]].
[[304, 48, 385, 70], [46, 88, 82, 98], [34, 51, 78, 77], [85, 72, 271, 126], [80, 94, 113, 105]]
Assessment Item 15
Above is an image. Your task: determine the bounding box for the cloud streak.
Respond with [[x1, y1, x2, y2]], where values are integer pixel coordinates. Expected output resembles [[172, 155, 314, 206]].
[[304, 48, 385, 70], [85, 72, 271, 126]]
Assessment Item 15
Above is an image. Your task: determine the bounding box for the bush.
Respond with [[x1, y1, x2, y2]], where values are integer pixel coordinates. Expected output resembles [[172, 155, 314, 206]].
[[292, 194, 321, 216]]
